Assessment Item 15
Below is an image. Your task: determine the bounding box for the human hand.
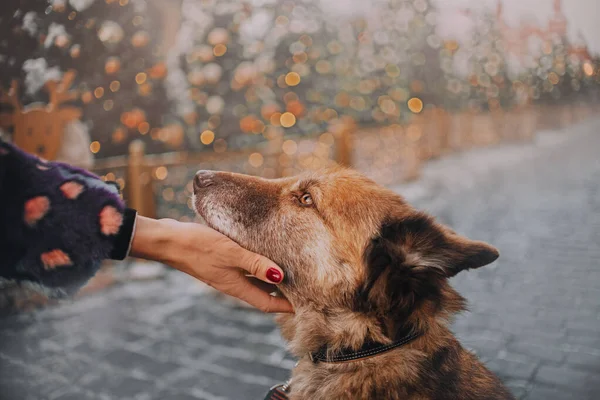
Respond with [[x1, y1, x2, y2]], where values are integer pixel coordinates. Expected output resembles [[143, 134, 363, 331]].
[[130, 216, 293, 313]]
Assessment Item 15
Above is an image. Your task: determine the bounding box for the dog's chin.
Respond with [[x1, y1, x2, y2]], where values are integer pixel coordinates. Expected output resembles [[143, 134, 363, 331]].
[[191, 193, 207, 222], [192, 193, 217, 230], [192, 192, 246, 246]]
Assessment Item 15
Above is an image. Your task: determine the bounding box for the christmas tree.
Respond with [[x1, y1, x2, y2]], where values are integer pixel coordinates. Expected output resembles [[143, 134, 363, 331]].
[[580, 56, 600, 103], [465, 9, 514, 112], [530, 36, 576, 105], [173, 0, 340, 153], [172, 0, 452, 150]]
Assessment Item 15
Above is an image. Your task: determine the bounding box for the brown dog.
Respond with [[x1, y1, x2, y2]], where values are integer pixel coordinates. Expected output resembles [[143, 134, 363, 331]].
[[193, 167, 515, 400]]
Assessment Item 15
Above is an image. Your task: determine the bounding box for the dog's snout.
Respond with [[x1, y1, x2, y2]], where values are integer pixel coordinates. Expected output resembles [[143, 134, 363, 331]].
[[194, 170, 215, 190]]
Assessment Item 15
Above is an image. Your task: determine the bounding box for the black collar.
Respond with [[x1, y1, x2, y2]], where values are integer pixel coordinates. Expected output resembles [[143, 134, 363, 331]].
[[264, 331, 421, 399], [308, 330, 421, 363]]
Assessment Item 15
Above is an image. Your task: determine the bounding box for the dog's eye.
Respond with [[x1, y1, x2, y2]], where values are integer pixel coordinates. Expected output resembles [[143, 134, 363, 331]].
[[299, 193, 313, 206]]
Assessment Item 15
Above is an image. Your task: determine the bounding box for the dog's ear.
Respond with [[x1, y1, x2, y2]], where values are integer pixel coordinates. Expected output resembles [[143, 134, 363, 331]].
[[374, 212, 499, 277], [358, 212, 498, 314]]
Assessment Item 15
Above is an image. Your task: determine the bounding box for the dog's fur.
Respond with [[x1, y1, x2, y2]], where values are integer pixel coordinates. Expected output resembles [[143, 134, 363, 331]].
[[193, 167, 514, 400]]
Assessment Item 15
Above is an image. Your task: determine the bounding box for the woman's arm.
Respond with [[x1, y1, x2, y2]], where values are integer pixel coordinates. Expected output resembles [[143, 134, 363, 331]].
[[130, 216, 293, 313]]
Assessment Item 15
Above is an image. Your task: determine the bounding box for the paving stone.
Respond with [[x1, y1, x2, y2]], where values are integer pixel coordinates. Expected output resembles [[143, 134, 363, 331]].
[[174, 371, 268, 400], [85, 373, 155, 399], [506, 341, 567, 365], [212, 355, 291, 382], [102, 349, 182, 378], [525, 384, 582, 400], [565, 351, 600, 372], [149, 391, 209, 400], [534, 365, 597, 390], [485, 358, 538, 381]]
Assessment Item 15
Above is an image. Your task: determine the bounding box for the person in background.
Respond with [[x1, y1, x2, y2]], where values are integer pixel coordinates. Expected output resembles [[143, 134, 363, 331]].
[[0, 139, 293, 313]]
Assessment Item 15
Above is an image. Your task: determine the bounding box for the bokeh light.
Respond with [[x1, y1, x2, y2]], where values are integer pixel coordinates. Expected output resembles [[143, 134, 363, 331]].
[[280, 112, 296, 128], [285, 72, 301, 86], [89, 141, 101, 153], [154, 166, 168, 180], [200, 130, 215, 145], [248, 152, 264, 167], [408, 98, 424, 114]]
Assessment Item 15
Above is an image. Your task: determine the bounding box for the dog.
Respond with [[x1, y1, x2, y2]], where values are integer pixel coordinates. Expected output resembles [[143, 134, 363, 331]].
[[192, 167, 515, 400]]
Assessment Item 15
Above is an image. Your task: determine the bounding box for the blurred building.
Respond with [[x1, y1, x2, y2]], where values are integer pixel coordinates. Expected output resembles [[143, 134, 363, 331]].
[[494, 0, 592, 63]]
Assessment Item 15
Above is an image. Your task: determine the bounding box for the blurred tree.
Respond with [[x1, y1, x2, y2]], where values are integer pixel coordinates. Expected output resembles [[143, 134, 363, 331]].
[[580, 56, 600, 103], [0, 0, 173, 158], [334, 0, 449, 124], [176, 0, 339, 152], [466, 9, 514, 112], [173, 0, 455, 151], [530, 36, 576, 105]]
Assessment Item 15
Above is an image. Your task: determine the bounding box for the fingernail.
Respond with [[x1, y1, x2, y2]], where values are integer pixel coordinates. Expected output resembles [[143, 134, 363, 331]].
[[266, 268, 283, 283]]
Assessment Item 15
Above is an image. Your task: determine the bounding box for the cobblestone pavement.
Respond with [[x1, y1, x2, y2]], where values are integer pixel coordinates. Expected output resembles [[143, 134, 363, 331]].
[[2, 118, 600, 400]]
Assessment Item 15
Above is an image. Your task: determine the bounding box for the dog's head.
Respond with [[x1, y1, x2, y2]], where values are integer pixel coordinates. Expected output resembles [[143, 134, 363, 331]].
[[193, 168, 498, 327]]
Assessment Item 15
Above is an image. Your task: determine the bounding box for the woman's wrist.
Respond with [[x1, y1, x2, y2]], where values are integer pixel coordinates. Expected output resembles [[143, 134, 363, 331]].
[[129, 216, 176, 264]]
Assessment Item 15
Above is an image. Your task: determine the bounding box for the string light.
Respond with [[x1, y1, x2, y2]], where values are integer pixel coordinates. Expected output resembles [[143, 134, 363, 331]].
[[94, 87, 104, 99], [81, 92, 93, 104], [285, 72, 301, 86], [407, 97, 424, 113], [213, 44, 227, 57], [282, 140, 298, 155], [90, 141, 101, 153], [135, 72, 147, 84], [248, 153, 264, 167], [138, 122, 150, 134], [155, 166, 168, 180], [280, 112, 296, 128], [200, 130, 215, 145], [109, 81, 121, 92]]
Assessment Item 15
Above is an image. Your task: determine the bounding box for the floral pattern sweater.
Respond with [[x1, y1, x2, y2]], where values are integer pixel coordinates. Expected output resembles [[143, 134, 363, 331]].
[[0, 140, 136, 296]]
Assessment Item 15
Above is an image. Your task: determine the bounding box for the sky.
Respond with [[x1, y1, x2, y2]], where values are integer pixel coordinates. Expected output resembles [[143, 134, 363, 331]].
[[319, 0, 599, 55], [434, 0, 600, 54]]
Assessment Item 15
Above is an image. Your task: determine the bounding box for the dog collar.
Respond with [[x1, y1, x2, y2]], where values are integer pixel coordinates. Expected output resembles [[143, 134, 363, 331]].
[[263, 332, 420, 399], [308, 330, 421, 363]]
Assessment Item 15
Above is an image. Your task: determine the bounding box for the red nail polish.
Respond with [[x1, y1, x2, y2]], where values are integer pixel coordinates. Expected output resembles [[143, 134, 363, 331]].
[[266, 268, 282, 283]]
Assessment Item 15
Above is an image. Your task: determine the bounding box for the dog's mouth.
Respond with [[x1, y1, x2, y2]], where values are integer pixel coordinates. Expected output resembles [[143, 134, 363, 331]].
[[191, 171, 226, 232]]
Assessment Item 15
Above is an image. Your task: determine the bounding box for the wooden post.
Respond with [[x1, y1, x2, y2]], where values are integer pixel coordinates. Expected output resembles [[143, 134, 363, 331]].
[[127, 140, 156, 218], [146, 0, 183, 57], [330, 116, 355, 168]]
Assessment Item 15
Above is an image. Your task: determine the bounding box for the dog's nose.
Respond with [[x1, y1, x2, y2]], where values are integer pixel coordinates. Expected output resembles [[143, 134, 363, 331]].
[[194, 170, 215, 190]]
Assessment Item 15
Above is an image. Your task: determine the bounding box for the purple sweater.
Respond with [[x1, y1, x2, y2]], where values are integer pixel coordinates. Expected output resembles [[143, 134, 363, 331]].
[[0, 140, 136, 296]]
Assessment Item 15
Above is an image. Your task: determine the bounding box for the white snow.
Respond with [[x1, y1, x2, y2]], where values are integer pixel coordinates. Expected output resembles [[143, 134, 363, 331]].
[[22, 12, 38, 36], [50, 0, 67, 8], [68, 0, 96, 12], [43, 23, 69, 49], [22, 58, 62, 95], [239, 9, 274, 42], [98, 21, 124, 44]]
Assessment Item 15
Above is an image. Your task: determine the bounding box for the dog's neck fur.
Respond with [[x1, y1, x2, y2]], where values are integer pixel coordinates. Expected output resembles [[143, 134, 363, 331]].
[[278, 283, 466, 359]]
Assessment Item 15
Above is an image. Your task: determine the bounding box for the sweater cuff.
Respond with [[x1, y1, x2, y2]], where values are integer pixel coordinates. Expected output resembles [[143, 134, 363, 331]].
[[110, 208, 138, 260]]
